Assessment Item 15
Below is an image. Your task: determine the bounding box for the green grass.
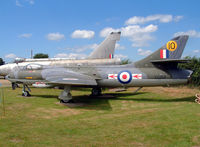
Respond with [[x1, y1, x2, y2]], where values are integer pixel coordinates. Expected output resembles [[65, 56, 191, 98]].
[[0, 86, 199, 147]]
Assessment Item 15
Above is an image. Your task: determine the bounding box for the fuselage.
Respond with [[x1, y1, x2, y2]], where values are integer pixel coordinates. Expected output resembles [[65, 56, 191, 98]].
[[0, 58, 121, 77], [7, 63, 192, 88]]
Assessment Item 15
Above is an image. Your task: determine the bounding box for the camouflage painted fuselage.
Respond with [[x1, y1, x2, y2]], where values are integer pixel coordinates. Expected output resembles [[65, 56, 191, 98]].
[[7, 63, 191, 88]]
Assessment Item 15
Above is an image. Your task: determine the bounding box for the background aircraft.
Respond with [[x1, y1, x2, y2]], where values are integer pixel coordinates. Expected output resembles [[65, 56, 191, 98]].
[[7, 35, 192, 103], [0, 32, 121, 78]]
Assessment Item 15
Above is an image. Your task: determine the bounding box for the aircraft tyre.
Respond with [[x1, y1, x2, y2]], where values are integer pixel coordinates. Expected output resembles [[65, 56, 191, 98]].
[[59, 86, 73, 103], [91, 87, 102, 96], [22, 91, 31, 97], [60, 99, 74, 103]]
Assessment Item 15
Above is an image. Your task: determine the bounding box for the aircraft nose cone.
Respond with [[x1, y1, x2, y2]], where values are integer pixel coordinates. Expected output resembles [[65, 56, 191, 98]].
[[0, 65, 8, 77], [0, 66, 4, 76]]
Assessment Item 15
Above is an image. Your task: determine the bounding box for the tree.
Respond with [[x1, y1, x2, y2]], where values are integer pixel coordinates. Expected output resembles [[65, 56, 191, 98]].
[[0, 58, 5, 65], [121, 59, 131, 65], [33, 53, 49, 59], [178, 56, 200, 86]]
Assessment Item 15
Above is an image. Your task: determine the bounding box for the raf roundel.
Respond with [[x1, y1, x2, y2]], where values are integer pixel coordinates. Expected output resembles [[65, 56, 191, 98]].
[[117, 70, 132, 84]]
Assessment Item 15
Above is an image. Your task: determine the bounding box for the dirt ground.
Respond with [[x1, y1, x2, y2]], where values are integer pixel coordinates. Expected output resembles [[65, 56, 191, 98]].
[[0, 79, 11, 87]]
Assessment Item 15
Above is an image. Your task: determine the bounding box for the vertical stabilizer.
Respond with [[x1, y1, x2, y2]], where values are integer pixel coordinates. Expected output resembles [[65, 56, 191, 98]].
[[135, 35, 189, 67], [88, 32, 121, 59]]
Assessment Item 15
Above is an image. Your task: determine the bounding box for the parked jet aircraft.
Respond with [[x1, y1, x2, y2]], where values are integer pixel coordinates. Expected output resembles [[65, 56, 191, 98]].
[[0, 32, 121, 78], [7, 35, 192, 103]]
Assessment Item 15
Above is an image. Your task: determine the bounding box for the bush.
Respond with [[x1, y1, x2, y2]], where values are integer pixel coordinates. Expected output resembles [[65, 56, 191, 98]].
[[0, 58, 5, 65], [178, 56, 200, 86], [33, 53, 49, 59]]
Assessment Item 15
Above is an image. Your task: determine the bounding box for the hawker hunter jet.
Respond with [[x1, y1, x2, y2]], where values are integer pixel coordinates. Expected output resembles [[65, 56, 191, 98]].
[[7, 35, 192, 103], [0, 32, 121, 78]]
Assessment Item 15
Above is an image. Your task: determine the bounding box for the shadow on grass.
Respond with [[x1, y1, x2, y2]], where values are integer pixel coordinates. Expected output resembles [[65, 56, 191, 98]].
[[109, 96, 196, 103], [65, 95, 115, 110], [22, 91, 196, 110], [31, 94, 58, 99], [29, 94, 113, 110], [106, 92, 147, 97], [104, 92, 196, 103]]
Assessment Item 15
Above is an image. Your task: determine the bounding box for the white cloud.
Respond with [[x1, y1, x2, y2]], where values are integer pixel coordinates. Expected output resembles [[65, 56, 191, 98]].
[[193, 50, 200, 53], [137, 48, 152, 56], [16, 0, 23, 7], [27, 0, 34, 5], [54, 53, 87, 59], [121, 25, 157, 47], [75, 44, 98, 52], [16, 0, 35, 7], [100, 24, 157, 47], [174, 30, 200, 38], [100, 14, 184, 48], [121, 25, 157, 36], [114, 54, 128, 59], [46, 32, 65, 41], [115, 43, 125, 50], [174, 16, 184, 22], [60, 44, 98, 53], [71, 30, 95, 39], [125, 14, 183, 25], [5, 53, 17, 59], [18, 33, 32, 38]]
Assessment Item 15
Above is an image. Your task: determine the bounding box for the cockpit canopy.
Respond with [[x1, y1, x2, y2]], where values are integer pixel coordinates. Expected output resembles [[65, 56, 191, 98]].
[[14, 58, 25, 63], [24, 63, 43, 70]]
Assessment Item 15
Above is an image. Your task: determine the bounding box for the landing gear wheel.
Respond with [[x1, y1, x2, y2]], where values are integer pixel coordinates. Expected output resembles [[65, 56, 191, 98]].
[[60, 99, 74, 103], [22, 91, 31, 97], [91, 87, 102, 96], [59, 86, 73, 103]]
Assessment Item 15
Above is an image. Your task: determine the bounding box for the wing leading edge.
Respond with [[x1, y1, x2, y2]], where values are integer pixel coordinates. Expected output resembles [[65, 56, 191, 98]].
[[42, 68, 97, 86]]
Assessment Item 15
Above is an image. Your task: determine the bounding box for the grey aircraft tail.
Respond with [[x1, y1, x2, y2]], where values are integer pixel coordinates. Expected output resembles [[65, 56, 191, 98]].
[[87, 32, 121, 59], [135, 35, 189, 68]]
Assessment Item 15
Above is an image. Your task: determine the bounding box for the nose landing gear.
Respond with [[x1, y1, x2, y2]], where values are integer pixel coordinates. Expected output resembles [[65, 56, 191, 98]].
[[22, 84, 31, 97]]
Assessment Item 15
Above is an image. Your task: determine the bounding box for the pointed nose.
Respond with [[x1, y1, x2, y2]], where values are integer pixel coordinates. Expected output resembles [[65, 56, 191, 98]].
[[0, 65, 7, 76], [0, 64, 12, 77]]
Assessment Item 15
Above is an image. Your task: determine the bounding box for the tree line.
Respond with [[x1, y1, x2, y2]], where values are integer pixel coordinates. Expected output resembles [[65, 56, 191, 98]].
[[178, 56, 200, 87], [0, 53, 49, 65]]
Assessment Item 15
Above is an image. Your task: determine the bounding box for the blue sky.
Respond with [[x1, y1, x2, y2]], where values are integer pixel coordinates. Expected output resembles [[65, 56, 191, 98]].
[[0, 0, 200, 62]]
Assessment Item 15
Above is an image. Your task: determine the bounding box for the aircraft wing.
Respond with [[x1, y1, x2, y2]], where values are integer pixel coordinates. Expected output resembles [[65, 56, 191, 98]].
[[42, 68, 97, 86]]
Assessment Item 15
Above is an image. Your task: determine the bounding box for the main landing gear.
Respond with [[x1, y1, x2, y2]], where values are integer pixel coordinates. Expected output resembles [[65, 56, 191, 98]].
[[12, 82, 19, 90], [59, 86, 73, 103], [133, 87, 143, 94], [91, 87, 102, 96], [59, 87, 103, 104], [22, 84, 31, 97]]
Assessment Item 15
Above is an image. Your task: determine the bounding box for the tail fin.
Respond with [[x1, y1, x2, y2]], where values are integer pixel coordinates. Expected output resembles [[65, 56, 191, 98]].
[[87, 32, 121, 59], [135, 35, 189, 67]]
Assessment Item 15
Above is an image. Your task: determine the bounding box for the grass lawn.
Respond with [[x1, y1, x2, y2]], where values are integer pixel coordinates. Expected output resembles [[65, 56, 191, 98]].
[[0, 85, 200, 147]]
